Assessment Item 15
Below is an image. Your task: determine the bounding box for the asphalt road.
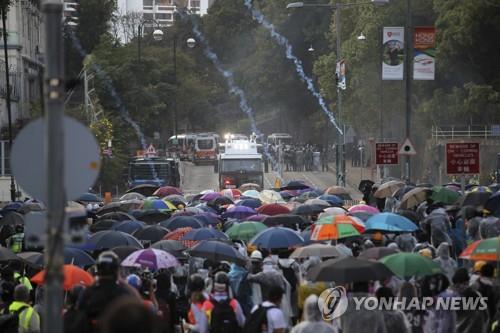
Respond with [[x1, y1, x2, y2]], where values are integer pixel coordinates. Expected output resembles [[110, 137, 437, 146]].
[[181, 162, 361, 199]]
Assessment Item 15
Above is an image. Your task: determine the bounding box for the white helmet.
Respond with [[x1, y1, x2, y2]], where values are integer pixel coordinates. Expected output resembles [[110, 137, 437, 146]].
[[250, 250, 263, 260]]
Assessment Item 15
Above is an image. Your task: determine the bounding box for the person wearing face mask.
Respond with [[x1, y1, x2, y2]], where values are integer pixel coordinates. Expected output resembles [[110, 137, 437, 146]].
[[290, 294, 336, 333], [433, 243, 457, 282]]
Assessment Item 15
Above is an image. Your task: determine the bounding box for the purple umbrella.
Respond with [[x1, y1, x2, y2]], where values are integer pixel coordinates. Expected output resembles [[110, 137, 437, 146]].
[[194, 213, 222, 226], [200, 192, 221, 202], [121, 248, 179, 271], [247, 214, 269, 222], [223, 206, 257, 220]]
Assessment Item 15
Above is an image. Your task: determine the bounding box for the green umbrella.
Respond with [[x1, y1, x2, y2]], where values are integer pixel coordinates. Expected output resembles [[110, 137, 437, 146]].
[[226, 221, 268, 242], [430, 186, 461, 205], [380, 252, 442, 278]]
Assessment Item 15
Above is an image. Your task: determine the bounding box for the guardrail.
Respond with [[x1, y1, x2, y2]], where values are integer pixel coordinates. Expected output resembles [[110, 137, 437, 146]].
[[432, 125, 500, 140]]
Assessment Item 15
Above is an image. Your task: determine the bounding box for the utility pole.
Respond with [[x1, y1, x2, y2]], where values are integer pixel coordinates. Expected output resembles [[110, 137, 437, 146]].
[[43, 1, 66, 333], [173, 37, 177, 138], [335, 5, 345, 187], [404, 0, 412, 181]]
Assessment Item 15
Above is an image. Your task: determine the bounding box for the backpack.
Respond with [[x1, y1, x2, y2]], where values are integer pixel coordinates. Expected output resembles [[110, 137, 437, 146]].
[[209, 297, 238, 333], [243, 304, 277, 333], [278, 262, 297, 292], [0, 305, 29, 333]]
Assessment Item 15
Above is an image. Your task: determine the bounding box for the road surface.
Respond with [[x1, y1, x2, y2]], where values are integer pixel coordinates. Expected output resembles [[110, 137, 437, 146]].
[[181, 162, 361, 199]]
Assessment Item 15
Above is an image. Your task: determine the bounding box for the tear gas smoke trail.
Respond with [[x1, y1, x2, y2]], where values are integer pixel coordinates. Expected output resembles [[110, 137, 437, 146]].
[[244, 0, 343, 135], [191, 21, 278, 170], [65, 27, 159, 180]]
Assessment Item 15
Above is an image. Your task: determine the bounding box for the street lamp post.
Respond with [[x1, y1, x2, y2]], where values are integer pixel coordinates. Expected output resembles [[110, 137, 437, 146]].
[[287, 0, 389, 187]]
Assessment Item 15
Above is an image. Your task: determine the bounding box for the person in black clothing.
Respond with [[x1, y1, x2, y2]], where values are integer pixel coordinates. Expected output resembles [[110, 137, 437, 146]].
[[155, 271, 177, 333], [64, 285, 87, 333], [78, 251, 134, 333]]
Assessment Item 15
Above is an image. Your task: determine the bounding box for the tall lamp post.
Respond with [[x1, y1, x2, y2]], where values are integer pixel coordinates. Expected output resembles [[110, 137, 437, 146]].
[[287, 0, 389, 187], [1, 6, 16, 201]]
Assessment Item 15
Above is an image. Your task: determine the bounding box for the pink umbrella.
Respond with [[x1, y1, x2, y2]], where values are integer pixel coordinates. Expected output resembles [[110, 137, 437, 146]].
[[153, 186, 182, 197], [348, 204, 380, 215], [200, 192, 221, 202]]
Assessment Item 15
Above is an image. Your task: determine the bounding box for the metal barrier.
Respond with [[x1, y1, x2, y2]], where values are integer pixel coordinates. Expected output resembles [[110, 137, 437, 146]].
[[432, 125, 500, 140]]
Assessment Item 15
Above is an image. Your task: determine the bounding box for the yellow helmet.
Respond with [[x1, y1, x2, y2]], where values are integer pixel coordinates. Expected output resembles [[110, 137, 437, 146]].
[[474, 261, 487, 273], [419, 248, 432, 259]]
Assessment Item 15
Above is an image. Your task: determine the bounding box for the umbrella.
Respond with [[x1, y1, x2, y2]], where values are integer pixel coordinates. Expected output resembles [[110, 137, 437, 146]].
[[489, 184, 500, 193], [89, 219, 119, 233], [174, 207, 203, 216], [193, 213, 222, 226], [153, 186, 182, 197], [208, 196, 234, 208], [310, 223, 360, 241], [348, 204, 380, 215], [320, 207, 347, 217], [77, 192, 102, 203], [200, 192, 221, 202], [122, 248, 179, 271], [0, 212, 24, 226], [220, 188, 242, 200], [304, 199, 330, 208], [111, 220, 146, 234], [290, 244, 344, 259], [164, 194, 187, 206], [259, 190, 285, 204], [189, 240, 246, 265], [223, 206, 257, 220], [63, 247, 96, 267], [0, 247, 21, 261], [399, 187, 431, 210], [485, 192, 500, 217], [164, 227, 197, 248], [0, 202, 23, 214], [380, 252, 442, 278], [111, 246, 141, 262], [469, 186, 492, 193], [374, 181, 405, 199], [126, 184, 159, 197], [257, 203, 291, 216], [132, 210, 171, 225], [246, 214, 268, 222], [281, 180, 310, 191], [182, 228, 228, 241], [392, 186, 416, 200], [151, 239, 186, 255], [249, 227, 304, 249], [133, 225, 170, 244], [226, 222, 268, 242], [159, 216, 204, 230], [292, 204, 324, 216], [324, 186, 352, 200], [98, 212, 136, 222], [348, 211, 374, 222], [315, 215, 365, 233], [242, 190, 261, 200], [459, 237, 500, 261], [17, 202, 44, 214], [430, 186, 461, 205], [318, 195, 344, 206], [358, 247, 399, 260], [262, 214, 306, 228], [31, 264, 94, 290], [239, 183, 262, 192], [236, 199, 262, 209], [142, 199, 174, 211], [358, 180, 375, 193], [307, 256, 393, 283], [88, 231, 143, 250], [461, 191, 491, 208], [119, 192, 146, 201], [17, 252, 44, 267], [365, 213, 418, 233]]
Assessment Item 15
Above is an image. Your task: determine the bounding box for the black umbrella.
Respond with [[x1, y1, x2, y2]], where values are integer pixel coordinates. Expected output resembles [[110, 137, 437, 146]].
[[208, 196, 234, 208], [189, 240, 246, 265], [89, 231, 143, 250], [358, 179, 375, 193], [307, 256, 393, 283], [98, 212, 136, 222], [159, 216, 204, 230], [131, 210, 171, 225], [110, 246, 141, 262], [151, 239, 187, 256], [485, 191, 500, 217], [292, 205, 324, 216], [126, 184, 159, 197], [0, 212, 24, 226], [89, 219, 119, 233], [358, 247, 399, 260], [133, 225, 170, 244], [18, 248, 97, 268], [397, 210, 420, 225], [262, 214, 306, 228], [461, 191, 492, 208], [0, 246, 20, 261], [280, 181, 310, 191]]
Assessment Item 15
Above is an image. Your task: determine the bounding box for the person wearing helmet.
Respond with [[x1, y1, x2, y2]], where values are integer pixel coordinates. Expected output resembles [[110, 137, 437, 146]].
[[185, 273, 209, 333], [202, 271, 246, 333], [77, 251, 135, 333]]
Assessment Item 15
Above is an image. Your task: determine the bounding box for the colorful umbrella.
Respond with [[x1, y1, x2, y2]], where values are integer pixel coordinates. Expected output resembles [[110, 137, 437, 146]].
[[182, 228, 228, 241], [459, 237, 500, 261], [380, 252, 442, 278], [365, 213, 418, 233], [164, 227, 197, 248], [348, 204, 380, 215], [31, 264, 94, 290], [315, 215, 365, 233], [430, 186, 461, 205], [141, 199, 172, 211], [249, 227, 304, 249], [200, 192, 221, 202], [122, 248, 179, 271], [257, 203, 291, 216], [310, 223, 360, 241], [226, 222, 268, 242]]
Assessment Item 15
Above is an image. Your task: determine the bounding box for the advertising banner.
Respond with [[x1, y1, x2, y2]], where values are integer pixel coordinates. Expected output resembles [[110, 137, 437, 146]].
[[336, 60, 346, 90], [382, 27, 404, 80], [413, 26, 436, 80]]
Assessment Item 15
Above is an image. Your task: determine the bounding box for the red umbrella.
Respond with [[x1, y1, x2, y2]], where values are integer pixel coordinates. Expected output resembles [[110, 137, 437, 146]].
[[164, 227, 197, 248], [257, 203, 291, 216], [31, 264, 94, 291], [153, 186, 182, 198]]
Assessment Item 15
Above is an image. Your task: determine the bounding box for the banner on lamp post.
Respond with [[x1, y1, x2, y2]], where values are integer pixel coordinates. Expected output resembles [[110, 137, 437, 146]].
[[382, 27, 404, 80], [413, 26, 436, 80], [336, 60, 346, 90]]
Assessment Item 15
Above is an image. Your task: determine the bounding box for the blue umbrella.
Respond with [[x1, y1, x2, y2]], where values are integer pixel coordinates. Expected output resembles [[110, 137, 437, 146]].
[[189, 240, 246, 265], [64, 247, 95, 267], [88, 231, 143, 250], [249, 227, 304, 249], [319, 195, 344, 206], [111, 220, 146, 234], [236, 199, 262, 209], [182, 228, 228, 241], [223, 206, 257, 220], [159, 216, 204, 230], [77, 192, 102, 202], [365, 213, 418, 233], [193, 213, 222, 226], [195, 204, 219, 215]]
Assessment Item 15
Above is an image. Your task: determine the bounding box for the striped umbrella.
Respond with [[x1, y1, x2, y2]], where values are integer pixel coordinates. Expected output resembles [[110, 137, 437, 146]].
[[459, 237, 500, 261], [310, 223, 360, 241], [315, 215, 365, 233]]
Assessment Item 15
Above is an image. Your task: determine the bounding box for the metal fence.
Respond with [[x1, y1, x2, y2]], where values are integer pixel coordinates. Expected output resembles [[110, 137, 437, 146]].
[[0, 60, 21, 101], [432, 125, 500, 140]]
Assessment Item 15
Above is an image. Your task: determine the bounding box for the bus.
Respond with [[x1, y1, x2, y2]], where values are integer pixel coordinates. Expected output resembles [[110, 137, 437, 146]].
[[193, 133, 219, 164], [167, 133, 196, 160], [128, 157, 180, 188], [267, 133, 293, 147]]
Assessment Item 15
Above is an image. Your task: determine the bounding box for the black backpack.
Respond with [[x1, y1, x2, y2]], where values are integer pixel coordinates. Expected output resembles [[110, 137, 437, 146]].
[[209, 297, 238, 333], [244, 304, 277, 333], [0, 305, 29, 333], [278, 262, 297, 292]]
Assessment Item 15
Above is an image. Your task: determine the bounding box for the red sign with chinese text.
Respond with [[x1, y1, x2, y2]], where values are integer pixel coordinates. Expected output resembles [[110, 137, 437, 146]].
[[446, 143, 480, 175], [376, 142, 399, 165]]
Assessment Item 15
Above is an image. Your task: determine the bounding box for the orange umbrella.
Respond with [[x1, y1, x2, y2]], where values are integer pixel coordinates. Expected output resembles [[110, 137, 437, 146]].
[[310, 223, 360, 241], [31, 264, 94, 291], [316, 215, 366, 233], [164, 227, 197, 248]]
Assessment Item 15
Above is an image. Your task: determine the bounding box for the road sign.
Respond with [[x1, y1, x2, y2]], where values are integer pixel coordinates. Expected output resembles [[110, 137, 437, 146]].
[[11, 116, 101, 202], [446, 142, 480, 175], [376, 142, 399, 165], [398, 138, 417, 155]]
